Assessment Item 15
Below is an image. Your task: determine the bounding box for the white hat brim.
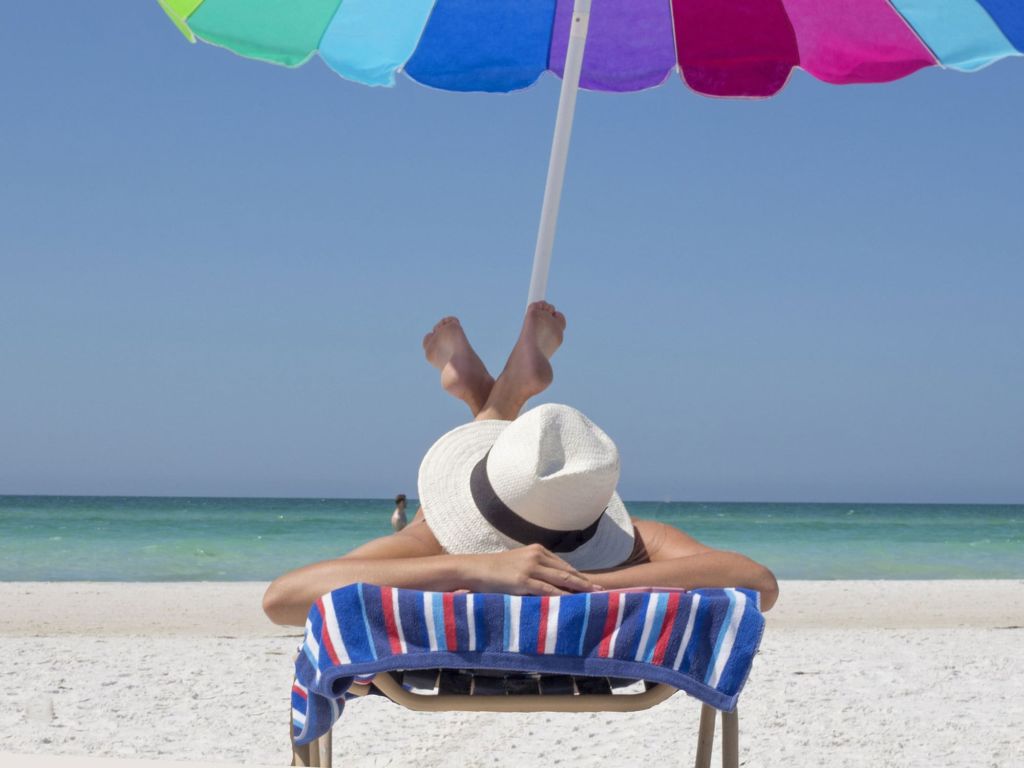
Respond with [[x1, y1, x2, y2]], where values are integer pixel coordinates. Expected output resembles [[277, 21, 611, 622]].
[[418, 419, 635, 572]]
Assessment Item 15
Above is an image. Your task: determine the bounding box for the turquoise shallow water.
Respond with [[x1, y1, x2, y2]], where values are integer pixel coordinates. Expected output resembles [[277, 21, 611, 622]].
[[0, 496, 1021, 581]]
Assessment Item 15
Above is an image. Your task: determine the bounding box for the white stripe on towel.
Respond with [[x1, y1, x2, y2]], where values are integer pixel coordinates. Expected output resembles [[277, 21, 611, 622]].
[[544, 597, 560, 654], [606, 593, 628, 656], [508, 596, 522, 653], [673, 593, 701, 670], [467, 593, 477, 651], [321, 596, 351, 664], [635, 594, 662, 661], [423, 592, 439, 651], [707, 590, 747, 688], [391, 588, 408, 654], [304, 619, 321, 663]]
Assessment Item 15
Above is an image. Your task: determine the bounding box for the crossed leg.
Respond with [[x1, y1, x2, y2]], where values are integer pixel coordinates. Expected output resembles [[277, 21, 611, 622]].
[[422, 301, 567, 422]]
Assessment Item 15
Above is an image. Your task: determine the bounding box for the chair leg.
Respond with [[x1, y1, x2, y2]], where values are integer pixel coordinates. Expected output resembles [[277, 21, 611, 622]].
[[694, 704, 716, 768], [290, 706, 310, 767], [721, 709, 738, 768], [308, 736, 321, 767], [291, 740, 310, 767], [318, 729, 333, 768]]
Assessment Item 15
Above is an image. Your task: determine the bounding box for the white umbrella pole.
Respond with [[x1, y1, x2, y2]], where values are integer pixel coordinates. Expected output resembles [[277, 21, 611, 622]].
[[527, 0, 592, 306]]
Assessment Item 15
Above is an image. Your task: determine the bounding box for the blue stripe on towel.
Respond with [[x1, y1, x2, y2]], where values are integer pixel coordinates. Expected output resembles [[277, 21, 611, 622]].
[[659, 593, 690, 669], [581, 592, 610, 654], [431, 592, 446, 651], [642, 592, 670, 662], [616, 593, 646, 661], [335, 590, 371, 663], [680, 593, 714, 676], [355, 584, 378, 661], [307, 603, 324, 649], [397, 588, 427, 652], [553, 591, 584, 657], [716, 592, 761, 695], [519, 596, 542, 655], [452, 593, 469, 650], [575, 592, 592, 657], [474, 592, 491, 649], [364, 584, 394, 659], [502, 595, 511, 651], [705, 590, 738, 685]]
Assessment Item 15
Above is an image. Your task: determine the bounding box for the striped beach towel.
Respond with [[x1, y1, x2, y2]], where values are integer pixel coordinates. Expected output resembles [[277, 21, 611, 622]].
[[291, 584, 764, 744]]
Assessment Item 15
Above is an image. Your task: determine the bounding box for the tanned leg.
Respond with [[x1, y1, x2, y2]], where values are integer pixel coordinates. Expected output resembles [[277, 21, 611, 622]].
[[423, 316, 495, 416], [476, 301, 566, 422]]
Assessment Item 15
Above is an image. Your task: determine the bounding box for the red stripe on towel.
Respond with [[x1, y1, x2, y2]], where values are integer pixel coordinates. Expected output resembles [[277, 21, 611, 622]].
[[598, 592, 621, 657], [380, 587, 402, 654], [651, 592, 682, 665], [317, 597, 342, 666], [443, 592, 457, 650], [291, 683, 307, 699], [537, 596, 550, 652]]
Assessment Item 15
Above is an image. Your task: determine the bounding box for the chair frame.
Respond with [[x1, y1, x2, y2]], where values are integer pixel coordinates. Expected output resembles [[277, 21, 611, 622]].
[[290, 673, 739, 768]]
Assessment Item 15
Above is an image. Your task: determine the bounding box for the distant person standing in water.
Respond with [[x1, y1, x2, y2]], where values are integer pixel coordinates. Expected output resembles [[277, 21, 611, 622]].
[[391, 494, 408, 532]]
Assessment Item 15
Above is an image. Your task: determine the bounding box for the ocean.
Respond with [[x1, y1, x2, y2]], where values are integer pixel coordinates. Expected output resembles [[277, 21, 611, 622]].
[[0, 496, 1021, 581]]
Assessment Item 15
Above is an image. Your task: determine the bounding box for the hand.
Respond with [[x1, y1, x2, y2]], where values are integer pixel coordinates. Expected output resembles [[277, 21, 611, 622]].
[[462, 544, 604, 596]]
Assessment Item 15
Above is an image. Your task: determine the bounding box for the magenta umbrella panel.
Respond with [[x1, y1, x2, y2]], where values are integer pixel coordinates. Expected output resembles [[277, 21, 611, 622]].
[[160, 0, 1022, 98]]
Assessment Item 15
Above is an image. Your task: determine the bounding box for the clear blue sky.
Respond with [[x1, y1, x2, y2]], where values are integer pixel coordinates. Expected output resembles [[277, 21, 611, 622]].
[[2, 3, 1021, 503]]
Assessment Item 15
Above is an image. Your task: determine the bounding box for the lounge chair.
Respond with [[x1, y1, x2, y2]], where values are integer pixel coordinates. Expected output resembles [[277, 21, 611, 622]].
[[287, 584, 763, 768]]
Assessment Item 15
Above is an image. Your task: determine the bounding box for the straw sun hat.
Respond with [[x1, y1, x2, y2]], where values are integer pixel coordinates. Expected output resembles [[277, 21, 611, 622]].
[[418, 404, 635, 571]]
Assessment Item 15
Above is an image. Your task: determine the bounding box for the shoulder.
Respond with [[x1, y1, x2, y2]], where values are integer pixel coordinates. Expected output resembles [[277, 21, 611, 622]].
[[401, 518, 442, 552], [630, 518, 713, 561]]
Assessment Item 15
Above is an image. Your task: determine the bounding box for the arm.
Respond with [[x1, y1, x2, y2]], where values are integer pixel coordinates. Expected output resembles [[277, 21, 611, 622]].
[[589, 520, 779, 611], [262, 519, 599, 626], [264, 520, 457, 626]]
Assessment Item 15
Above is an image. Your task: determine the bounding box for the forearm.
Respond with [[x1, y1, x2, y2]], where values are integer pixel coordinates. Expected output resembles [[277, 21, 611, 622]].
[[589, 551, 779, 611], [263, 554, 475, 626]]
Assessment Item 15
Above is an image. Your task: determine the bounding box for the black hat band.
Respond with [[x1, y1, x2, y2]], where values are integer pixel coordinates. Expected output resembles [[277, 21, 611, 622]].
[[469, 450, 604, 554]]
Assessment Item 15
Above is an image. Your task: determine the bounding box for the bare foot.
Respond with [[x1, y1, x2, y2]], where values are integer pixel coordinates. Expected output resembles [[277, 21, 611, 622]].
[[495, 301, 567, 405], [423, 317, 494, 414]]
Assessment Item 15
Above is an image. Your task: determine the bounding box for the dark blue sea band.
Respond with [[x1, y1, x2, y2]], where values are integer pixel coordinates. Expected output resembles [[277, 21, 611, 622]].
[[469, 450, 604, 553]]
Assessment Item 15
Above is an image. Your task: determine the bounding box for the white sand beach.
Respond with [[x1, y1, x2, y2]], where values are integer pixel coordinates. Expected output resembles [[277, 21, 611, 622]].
[[2, 581, 1022, 767]]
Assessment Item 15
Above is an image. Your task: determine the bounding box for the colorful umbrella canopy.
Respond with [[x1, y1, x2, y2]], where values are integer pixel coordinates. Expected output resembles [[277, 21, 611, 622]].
[[161, 0, 1021, 98], [158, 1, 1022, 302]]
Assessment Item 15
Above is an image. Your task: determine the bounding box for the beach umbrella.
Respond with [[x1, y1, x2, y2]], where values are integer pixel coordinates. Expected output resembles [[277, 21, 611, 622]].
[[158, 0, 1022, 303]]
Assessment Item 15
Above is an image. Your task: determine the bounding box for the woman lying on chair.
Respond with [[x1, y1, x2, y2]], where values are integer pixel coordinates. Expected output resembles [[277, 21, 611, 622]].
[[263, 303, 779, 627]]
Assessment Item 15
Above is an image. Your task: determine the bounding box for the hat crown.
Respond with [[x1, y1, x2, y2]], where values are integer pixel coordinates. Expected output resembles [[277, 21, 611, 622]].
[[487, 404, 620, 532]]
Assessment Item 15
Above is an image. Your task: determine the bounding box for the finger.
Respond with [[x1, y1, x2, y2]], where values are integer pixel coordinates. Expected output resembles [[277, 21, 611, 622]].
[[537, 549, 585, 575], [532, 548, 573, 573], [537, 553, 605, 591], [534, 566, 598, 593], [524, 578, 569, 597]]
